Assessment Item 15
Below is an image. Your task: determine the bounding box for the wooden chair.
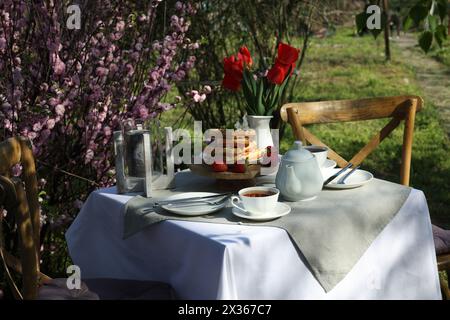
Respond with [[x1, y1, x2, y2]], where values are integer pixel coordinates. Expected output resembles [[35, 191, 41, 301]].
[[280, 95, 422, 186], [280, 95, 450, 299], [0, 137, 175, 300]]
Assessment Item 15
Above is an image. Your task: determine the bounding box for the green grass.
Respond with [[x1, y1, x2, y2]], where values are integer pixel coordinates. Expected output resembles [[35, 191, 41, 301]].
[[281, 28, 450, 227]]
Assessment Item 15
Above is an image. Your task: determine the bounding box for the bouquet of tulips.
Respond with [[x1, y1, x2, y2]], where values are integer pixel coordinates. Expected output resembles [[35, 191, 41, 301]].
[[222, 43, 300, 116]]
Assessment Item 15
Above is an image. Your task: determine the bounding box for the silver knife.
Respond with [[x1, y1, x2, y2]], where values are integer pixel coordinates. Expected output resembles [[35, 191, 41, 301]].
[[323, 162, 353, 186], [154, 193, 231, 206]]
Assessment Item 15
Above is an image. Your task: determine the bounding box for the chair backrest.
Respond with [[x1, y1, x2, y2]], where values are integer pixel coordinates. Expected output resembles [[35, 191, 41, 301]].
[[0, 137, 42, 299], [280, 95, 423, 186]]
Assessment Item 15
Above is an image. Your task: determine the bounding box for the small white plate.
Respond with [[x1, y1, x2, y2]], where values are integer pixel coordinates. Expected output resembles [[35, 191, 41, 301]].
[[323, 168, 373, 189], [232, 202, 291, 221], [161, 192, 227, 216]]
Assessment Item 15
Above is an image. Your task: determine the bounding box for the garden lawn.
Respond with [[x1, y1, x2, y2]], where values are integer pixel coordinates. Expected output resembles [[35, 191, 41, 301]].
[[281, 28, 450, 228]]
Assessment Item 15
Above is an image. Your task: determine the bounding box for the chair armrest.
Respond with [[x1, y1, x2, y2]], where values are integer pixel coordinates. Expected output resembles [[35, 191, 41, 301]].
[[437, 253, 450, 271]]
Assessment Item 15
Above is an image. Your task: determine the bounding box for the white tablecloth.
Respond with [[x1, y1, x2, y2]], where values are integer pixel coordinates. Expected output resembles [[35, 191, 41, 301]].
[[66, 186, 441, 299]]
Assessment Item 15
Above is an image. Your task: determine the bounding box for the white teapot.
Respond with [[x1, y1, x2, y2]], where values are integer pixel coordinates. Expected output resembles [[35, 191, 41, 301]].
[[275, 141, 323, 201]]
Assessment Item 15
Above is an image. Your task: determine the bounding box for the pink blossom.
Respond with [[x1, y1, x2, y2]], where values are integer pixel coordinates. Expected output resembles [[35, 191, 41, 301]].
[[96, 67, 109, 77], [193, 93, 206, 103], [55, 104, 65, 116], [33, 122, 43, 132], [12, 164, 22, 177], [103, 126, 112, 137], [115, 21, 125, 32], [109, 63, 118, 73], [46, 119, 56, 129], [136, 105, 149, 119], [0, 37, 6, 51], [126, 64, 135, 76], [4, 119, 12, 130], [28, 131, 37, 139], [48, 98, 59, 107], [0, 0, 199, 241], [52, 53, 66, 76]]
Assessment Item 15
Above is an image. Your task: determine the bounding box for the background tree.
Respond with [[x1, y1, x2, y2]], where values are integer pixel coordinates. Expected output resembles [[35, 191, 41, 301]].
[[356, 0, 449, 57]]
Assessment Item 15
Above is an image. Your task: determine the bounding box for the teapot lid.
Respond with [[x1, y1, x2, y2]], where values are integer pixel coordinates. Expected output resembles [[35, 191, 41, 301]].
[[283, 141, 314, 162]]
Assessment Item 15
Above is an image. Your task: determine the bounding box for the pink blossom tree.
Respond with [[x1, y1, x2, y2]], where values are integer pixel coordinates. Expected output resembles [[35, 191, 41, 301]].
[[0, 0, 199, 269]]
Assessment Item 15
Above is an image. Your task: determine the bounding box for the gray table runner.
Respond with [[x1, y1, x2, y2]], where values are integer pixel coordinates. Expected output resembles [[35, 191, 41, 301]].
[[123, 171, 411, 292]]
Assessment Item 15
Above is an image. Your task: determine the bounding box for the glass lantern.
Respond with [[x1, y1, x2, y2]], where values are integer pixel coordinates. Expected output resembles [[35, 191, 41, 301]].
[[114, 118, 174, 197]]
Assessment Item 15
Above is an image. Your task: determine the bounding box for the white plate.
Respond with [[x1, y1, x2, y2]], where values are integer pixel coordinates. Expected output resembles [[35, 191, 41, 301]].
[[323, 168, 373, 189], [161, 192, 227, 216], [232, 202, 291, 221]]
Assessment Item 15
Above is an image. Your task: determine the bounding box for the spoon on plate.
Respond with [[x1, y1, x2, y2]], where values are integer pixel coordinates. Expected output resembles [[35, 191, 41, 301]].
[[337, 165, 361, 184], [323, 162, 353, 186]]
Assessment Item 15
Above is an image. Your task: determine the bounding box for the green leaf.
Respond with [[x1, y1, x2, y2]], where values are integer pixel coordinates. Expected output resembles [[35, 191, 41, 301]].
[[419, 31, 433, 53], [242, 69, 260, 114], [409, 4, 429, 25], [255, 80, 264, 116], [355, 12, 367, 35], [428, 15, 438, 32], [242, 69, 254, 95], [242, 80, 256, 114], [435, 25, 448, 47], [403, 16, 413, 31]]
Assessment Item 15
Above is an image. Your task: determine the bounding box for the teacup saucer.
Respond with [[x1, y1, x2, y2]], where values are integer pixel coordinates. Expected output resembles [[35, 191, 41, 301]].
[[232, 202, 291, 221]]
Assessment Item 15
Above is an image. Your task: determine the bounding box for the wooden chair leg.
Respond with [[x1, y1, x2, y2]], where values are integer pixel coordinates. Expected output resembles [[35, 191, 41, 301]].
[[12, 179, 39, 299], [439, 271, 450, 300], [400, 101, 417, 186]]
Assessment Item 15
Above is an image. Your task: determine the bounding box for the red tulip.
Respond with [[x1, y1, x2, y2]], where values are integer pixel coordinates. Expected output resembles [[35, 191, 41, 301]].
[[276, 42, 300, 65], [222, 74, 242, 91], [223, 55, 243, 78], [238, 46, 252, 67], [275, 59, 296, 75], [222, 55, 243, 91], [267, 62, 288, 85]]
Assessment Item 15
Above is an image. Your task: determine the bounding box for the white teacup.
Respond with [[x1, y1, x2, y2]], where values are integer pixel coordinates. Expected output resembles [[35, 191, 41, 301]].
[[231, 187, 279, 216], [304, 145, 328, 168]]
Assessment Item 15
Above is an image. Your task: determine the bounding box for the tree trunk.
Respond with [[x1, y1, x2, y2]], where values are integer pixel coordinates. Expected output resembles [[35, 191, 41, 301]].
[[382, 0, 391, 61]]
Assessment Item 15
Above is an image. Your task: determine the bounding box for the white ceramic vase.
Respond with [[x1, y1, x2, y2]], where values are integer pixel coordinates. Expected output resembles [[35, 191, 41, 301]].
[[247, 115, 274, 150]]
